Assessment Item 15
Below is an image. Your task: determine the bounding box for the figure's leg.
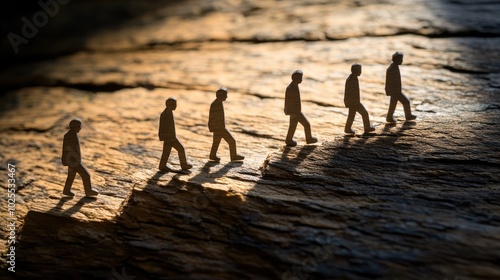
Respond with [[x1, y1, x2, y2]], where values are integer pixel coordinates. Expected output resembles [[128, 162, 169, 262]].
[[357, 104, 375, 133], [63, 167, 77, 196], [297, 113, 317, 144], [75, 164, 97, 196], [221, 129, 236, 157], [386, 95, 398, 122], [221, 129, 244, 161], [210, 132, 222, 161], [285, 114, 299, 146], [159, 141, 173, 170], [399, 93, 416, 120], [172, 138, 192, 170], [344, 107, 356, 133]]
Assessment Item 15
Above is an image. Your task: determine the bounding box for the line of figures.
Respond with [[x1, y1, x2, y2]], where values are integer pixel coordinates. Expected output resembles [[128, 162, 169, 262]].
[[61, 52, 416, 197]]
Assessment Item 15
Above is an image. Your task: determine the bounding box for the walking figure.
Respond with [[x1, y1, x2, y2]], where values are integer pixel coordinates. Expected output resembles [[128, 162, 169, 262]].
[[284, 70, 317, 146], [385, 52, 417, 122], [344, 63, 375, 134], [159, 97, 193, 171], [208, 87, 244, 162], [62, 118, 98, 197]]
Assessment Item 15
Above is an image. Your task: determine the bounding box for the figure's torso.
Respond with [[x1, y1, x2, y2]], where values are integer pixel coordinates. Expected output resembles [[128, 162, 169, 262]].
[[159, 109, 176, 140], [285, 83, 301, 114], [385, 64, 402, 96], [344, 75, 360, 107], [209, 100, 225, 132]]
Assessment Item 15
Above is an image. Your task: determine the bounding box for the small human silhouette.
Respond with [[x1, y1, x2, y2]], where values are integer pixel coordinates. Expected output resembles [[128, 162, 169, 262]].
[[158, 97, 193, 171], [344, 63, 375, 134], [61, 118, 98, 197], [284, 70, 317, 146], [208, 87, 244, 162], [385, 52, 417, 122]]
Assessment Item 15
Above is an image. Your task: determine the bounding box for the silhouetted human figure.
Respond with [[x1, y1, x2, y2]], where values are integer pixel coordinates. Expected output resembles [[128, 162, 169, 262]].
[[284, 70, 318, 146], [385, 52, 417, 122], [344, 63, 375, 134], [61, 118, 98, 197], [158, 97, 193, 171], [208, 87, 244, 162]]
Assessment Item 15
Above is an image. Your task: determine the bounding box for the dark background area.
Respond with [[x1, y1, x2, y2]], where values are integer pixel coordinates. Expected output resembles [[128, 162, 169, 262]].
[[0, 0, 187, 69], [2, 0, 500, 71]]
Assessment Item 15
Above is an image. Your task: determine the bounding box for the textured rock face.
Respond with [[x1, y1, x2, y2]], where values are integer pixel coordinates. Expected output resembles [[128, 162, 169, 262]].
[[0, 0, 499, 279]]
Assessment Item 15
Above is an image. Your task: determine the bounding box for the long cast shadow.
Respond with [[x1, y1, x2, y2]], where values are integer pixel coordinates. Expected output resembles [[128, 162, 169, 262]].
[[49, 196, 97, 217]]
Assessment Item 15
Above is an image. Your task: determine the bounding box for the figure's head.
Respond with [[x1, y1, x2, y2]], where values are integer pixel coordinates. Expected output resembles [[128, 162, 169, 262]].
[[291, 70, 303, 84], [351, 63, 362, 76], [68, 118, 82, 133], [392, 52, 404, 65], [166, 97, 177, 110], [216, 87, 228, 101]]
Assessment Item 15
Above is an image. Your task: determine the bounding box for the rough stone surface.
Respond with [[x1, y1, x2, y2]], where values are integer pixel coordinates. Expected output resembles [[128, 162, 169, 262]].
[[0, 0, 499, 279]]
